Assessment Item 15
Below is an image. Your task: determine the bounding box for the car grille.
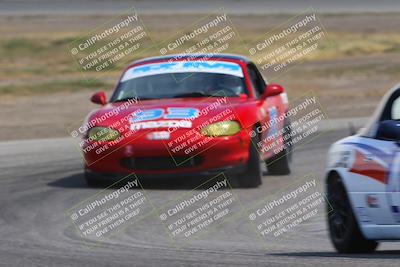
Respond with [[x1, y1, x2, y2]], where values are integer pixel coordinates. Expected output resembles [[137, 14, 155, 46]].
[[121, 156, 203, 170]]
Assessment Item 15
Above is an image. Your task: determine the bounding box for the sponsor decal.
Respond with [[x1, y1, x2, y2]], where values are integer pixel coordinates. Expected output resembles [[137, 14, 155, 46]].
[[356, 207, 371, 223], [131, 120, 192, 130], [146, 131, 171, 140], [129, 108, 198, 130], [267, 106, 278, 138], [131, 108, 199, 122], [121, 61, 244, 82], [333, 151, 351, 168], [366, 194, 379, 208]]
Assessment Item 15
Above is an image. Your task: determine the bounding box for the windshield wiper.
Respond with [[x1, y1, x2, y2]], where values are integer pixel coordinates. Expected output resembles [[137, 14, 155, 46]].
[[173, 92, 219, 98]]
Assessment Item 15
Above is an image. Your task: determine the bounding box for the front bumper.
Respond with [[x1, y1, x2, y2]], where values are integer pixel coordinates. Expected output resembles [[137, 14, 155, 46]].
[[85, 163, 246, 182], [82, 130, 250, 176]]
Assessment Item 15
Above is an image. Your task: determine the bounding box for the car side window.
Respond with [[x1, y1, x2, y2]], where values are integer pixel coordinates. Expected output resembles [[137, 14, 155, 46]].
[[247, 63, 266, 98], [380, 89, 400, 121], [391, 97, 400, 120]]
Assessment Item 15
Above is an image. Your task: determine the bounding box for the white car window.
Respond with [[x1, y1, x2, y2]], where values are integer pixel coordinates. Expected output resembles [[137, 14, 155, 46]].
[[391, 97, 400, 120]]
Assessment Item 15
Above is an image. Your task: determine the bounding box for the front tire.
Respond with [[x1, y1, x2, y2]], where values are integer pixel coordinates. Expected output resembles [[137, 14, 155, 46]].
[[327, 175, 378, 253], [85, 169, 102, 187], [239, 134, 262, 188]]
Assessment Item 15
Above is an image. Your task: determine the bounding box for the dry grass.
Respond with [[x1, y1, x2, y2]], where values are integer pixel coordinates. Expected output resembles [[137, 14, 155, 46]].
[[1, 14, 400, 96], [0, 13, 400, 140]]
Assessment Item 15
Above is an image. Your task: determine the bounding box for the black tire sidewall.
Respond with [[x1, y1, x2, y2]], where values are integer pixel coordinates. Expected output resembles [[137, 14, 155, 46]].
[[240, 134, 262, 188], [327, 177, 378, 253]]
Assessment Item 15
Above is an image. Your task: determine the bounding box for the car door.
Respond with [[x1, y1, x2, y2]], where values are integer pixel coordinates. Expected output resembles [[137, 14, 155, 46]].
[[385, 93, 400, 223], [345, 135, 396, 225], [246, 63, 285, 159], [354, 89, 400, 225], [342, 89, 400, 225]]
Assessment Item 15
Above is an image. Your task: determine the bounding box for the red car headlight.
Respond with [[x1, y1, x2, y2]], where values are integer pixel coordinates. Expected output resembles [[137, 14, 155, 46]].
[[200, 121, 241, 137], [87, 127, 120, 142]]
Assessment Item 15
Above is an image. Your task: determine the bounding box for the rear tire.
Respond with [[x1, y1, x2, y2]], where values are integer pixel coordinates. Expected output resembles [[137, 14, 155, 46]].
[[266, 152, 291, 175], [266, 119, 292, 175], [240, 134, 262, 188], [327, 175, 379, 253]]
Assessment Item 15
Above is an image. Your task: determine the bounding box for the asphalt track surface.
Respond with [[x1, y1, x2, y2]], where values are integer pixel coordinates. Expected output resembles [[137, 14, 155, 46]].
[[1, 128, 400, 267]]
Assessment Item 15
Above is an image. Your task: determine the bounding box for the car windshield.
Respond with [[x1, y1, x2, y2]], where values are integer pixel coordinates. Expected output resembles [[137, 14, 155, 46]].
[[111, 61, 247, 102]]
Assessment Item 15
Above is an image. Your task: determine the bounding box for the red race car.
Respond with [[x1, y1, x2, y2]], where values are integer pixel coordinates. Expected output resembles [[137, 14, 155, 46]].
[[80, 54, 291, 187]]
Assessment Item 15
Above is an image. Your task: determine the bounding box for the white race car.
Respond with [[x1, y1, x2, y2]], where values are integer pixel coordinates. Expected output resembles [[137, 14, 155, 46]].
[[326, 84, 400, 253]]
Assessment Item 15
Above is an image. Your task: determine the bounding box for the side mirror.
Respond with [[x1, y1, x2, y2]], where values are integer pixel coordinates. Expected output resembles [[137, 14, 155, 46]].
[[260, 84, 284, 100], [376, 120, 400, 141], [91, 91, 107, 105]]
